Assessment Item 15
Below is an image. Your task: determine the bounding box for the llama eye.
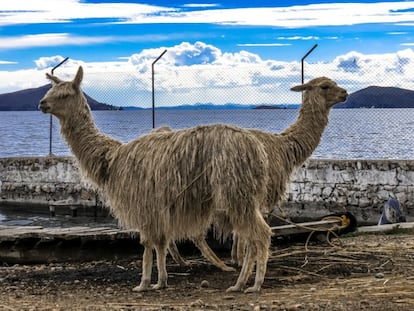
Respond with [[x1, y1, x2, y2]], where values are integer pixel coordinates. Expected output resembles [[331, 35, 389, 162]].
[[320, 85, 329, 90]]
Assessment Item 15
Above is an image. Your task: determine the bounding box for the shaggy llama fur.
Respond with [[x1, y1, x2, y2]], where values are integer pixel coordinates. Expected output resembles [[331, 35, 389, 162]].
[[39, 66, 273, 293], [165, 77, 349, 266], [151, 126, 234, 271], [230, 77, 348, 264], [39, 67, 347, 293]]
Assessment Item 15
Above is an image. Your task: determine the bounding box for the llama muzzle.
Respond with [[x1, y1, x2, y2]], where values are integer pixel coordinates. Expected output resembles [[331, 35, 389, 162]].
[[38, 99, 50, 113]]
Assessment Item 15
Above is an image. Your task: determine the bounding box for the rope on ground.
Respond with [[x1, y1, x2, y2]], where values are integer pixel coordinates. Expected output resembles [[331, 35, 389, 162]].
[[269, 210, 350, 266]]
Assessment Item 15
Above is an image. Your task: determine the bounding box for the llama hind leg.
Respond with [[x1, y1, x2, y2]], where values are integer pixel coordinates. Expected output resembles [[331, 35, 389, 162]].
[[244, 238, 270, 293], [193, 237, 235, 272], [226, 243, 255, 292], [230, 233, 239, 265], [168, 241, 189, 266], [231, 233, 247, 266], [133, 244, 153, 292]]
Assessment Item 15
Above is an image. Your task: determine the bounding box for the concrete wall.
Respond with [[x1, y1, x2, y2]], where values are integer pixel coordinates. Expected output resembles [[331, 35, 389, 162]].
[[1, 157, 413, 224], [0, 157, 97, 208]]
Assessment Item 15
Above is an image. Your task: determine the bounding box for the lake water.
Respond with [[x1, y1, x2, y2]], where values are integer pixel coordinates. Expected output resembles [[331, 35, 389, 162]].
[[1, 109, 414, 159]]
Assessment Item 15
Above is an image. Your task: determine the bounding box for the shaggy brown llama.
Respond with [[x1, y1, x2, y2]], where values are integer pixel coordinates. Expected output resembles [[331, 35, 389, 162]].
[[39, 66, 269, 293], [230, 76, 348, 264], [166, 77, 349, 266], [39, 67, 347, 293]]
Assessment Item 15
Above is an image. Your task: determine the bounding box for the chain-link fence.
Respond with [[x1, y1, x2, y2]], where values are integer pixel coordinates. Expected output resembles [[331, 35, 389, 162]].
[[2, 55, 414, 159]]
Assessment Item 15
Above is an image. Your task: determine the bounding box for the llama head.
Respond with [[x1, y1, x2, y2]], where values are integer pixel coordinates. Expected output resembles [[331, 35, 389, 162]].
[[291, 77, 348, 109], [39, 66, 88, 119]]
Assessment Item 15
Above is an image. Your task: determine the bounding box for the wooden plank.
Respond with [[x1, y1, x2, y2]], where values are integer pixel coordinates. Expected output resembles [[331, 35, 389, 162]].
[[0, 218, 346, 243], [0, 225, 134, 242], [0, 225, 44, 231], [357, 221, 414, 233], [271, 219, 341, 236]]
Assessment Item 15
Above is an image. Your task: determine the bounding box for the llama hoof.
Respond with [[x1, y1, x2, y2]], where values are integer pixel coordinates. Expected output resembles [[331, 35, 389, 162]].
[[133, 279, 152, 292], [244, 285, 261, 293], [132, 285, 150, 292], [222, 265, 236, 272], [152, 283, 167, 290], [226, 285, 243, 292]]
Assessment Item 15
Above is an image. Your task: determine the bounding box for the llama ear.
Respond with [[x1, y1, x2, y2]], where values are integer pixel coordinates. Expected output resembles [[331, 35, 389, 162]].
[[290, 83, 312, 92], [46, 73, 62, 85], [72, 66, 84, 88]]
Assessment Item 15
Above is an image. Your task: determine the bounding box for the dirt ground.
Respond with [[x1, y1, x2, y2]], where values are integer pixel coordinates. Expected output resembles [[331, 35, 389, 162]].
[[1, 230, 414, 311]]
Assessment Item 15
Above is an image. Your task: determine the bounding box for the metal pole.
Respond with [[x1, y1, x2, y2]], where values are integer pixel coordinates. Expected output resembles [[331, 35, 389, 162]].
[[301, 44, 318, 84], [48, 57, 69, 156], [152, 49, 167, 129]]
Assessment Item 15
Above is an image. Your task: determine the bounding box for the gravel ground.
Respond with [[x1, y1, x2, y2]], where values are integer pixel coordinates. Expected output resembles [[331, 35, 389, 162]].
[[1, 231, 414, 310]]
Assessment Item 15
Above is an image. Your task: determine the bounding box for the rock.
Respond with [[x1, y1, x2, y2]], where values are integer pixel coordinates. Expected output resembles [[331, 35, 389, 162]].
[[223, 295, 235, 300]]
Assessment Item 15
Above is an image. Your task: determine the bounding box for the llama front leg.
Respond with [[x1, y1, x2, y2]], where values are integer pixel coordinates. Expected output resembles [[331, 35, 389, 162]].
[[153, 243, 168, 290], [133, 244, 153, 292]]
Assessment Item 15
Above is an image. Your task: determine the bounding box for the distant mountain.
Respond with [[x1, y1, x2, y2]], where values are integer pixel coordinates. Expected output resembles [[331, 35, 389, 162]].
[[123, 103, 299, 110], [336, 86, 414, 108], [0, 84, 119, 111], [154, 103, 257, 110], [253, 104, 299, 109]]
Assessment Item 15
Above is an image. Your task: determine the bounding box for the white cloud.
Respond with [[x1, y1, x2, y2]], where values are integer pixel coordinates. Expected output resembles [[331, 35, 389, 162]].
[[120, 2, 414, 28], [0, 60, 17, 65], [387, 32, 409, 35], [277, 36, 320, 41], [0, 33, 208, 50], [0, 42, 413, 107], [0, 33, 115, 50], [0, 69, 50, 91], [320, 48, 414, 91], [1, 1, 414, 28], [35, 56, 68, 70], [0, 1, 172, 26], [237, 43, 291, 47], [182, 4, 219, 8]]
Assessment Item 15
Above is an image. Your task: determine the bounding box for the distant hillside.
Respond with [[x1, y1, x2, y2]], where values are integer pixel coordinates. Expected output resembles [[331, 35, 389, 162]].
[[253, 104, 299, 109], [336, 86, 414, 108], [0, 84, 119, 111], [123, 103, 299, 110], [154, 103, 256, 110]]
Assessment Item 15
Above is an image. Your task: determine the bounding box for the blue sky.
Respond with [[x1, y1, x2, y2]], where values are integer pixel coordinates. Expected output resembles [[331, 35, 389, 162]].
[[1, 0, 414, 106]]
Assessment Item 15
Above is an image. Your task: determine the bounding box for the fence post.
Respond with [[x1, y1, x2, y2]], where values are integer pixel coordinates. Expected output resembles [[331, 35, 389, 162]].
[[48, 57, 69, 156], [152, 49, 167, 129], [301, 44, 318, 84]]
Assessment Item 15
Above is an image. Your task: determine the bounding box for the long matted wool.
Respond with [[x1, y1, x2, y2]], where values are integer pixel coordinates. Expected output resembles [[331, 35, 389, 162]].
[[39, 67, 347, 292]]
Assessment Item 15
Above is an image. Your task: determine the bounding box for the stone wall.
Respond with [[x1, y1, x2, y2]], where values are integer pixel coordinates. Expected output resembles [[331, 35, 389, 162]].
[[0, 157, 413, 224], [0, 157, 97, 208], [285, 159, 414, 224]]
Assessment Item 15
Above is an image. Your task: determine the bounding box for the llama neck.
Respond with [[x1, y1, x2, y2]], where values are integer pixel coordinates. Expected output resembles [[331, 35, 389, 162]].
[[59, 101, 121, 186], [280, 94, 330, 166]]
